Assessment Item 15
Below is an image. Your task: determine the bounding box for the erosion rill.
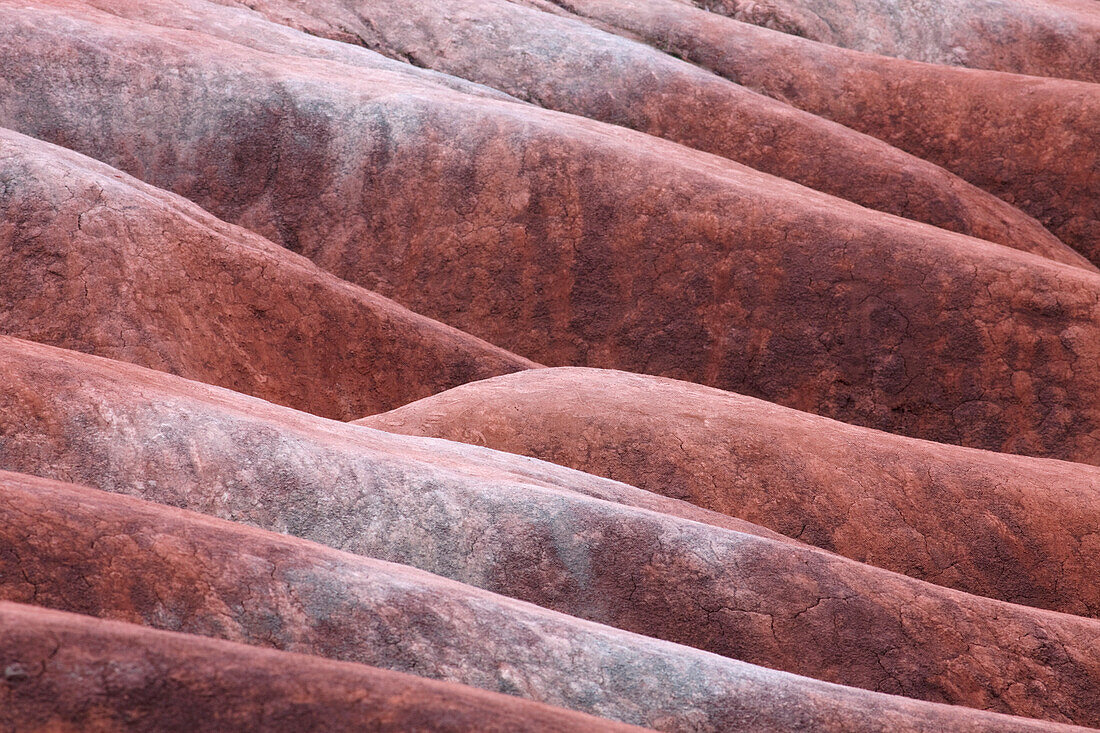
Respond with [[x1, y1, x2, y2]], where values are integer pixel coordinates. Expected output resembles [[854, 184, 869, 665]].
[[1, 2, 1097, 731]]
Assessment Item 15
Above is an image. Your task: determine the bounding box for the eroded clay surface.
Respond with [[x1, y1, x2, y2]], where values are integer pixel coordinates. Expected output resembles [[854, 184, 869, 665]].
[[676, 0, 1100, 82], [0, 601, 641, 732], [363, 367, 1100, 618], [1, 2, 1097, 729], [2, 3, 1100, 461], [6, 469, 1096, 730], [3, 338, 1100, 726], [0, 128, 533, 420], [548, 0, 1100, 265], [77, 0, 1080, 262]]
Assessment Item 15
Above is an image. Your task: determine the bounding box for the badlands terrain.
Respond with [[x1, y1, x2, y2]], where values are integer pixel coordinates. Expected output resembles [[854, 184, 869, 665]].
[[1, 0, 1100, 730]]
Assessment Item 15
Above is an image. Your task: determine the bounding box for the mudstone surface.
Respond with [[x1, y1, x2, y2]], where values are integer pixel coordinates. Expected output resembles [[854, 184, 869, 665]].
[[1, 1, 1098, 731]]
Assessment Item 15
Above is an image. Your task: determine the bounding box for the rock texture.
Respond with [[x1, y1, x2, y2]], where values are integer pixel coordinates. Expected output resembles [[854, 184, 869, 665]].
[[0, 601, 640, 733], [3, 600, 1081, 733], [672, 0, 1100, 82], [1, 0, 1097, 729], [543, 0, 1100, 265], [4, 337, 1100, 726], [80, 0, 1081, 263], [7, 469, 1096, 731], [4, 1, 1100, 461], [363, 368, 1100, 618], [0, 128, 532, 420]]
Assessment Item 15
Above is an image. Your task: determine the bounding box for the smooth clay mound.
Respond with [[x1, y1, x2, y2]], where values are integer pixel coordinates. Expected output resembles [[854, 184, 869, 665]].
[[362, 367, 1100, 618], [0, 601, 641, 733], [669, 0, 1100, 82], [5, 468, 1095, 732], [0, 128, 532, 420], [1, 2, 1098, 730], [75, 0, 1085, 263], [5, 2, 1100, 462], [542, 0, 1100, 265], [3, 337, 1100, 727]]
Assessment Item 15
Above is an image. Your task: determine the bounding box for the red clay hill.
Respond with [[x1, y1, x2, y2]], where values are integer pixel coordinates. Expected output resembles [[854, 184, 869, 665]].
[[0, 129, 531, 419], [363, 368, 1100, 618], [6, 1, 1100, 463], [4, 337, 1100, 728], [1, 1, 1098, 730]]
